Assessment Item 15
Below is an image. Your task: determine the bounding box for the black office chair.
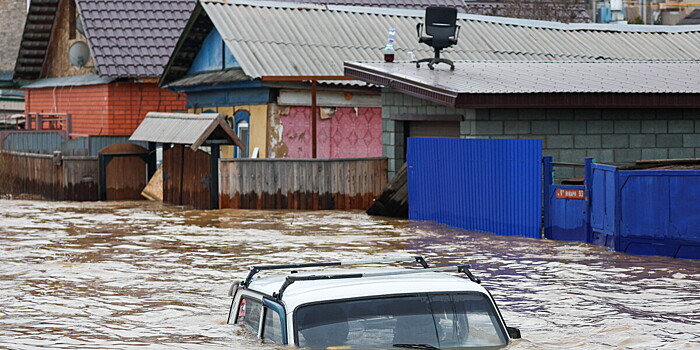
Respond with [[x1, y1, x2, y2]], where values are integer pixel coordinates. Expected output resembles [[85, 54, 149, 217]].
[[416, 7, 460, 70]]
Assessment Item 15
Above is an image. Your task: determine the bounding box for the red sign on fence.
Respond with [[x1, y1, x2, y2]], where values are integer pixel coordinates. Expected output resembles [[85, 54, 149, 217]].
[[556, 188, 585, 200]]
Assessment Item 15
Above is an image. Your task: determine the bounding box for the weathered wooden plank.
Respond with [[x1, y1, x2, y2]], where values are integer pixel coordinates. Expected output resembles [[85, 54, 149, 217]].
[[215, 158, 388, 210]]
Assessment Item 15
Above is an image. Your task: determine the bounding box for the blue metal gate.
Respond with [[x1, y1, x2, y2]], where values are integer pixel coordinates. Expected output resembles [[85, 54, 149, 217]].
[[589, 163, 618, 249], [407, 138, 542, 238], [543, 157, 589, 242]]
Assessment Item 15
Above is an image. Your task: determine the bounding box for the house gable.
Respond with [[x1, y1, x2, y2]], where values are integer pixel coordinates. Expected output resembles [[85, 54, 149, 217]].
[[188, 28, 240, 74], [42, 0, 97, 79]]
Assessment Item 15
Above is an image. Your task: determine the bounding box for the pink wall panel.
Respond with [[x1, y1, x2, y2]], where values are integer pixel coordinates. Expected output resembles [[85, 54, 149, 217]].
[[281, 106, 382, 159]]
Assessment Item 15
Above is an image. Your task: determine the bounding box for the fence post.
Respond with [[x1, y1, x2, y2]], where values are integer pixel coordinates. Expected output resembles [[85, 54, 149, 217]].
[[543, 156, 553, 239], [583, 157, 593, 243], [613, 166, 621, 252]]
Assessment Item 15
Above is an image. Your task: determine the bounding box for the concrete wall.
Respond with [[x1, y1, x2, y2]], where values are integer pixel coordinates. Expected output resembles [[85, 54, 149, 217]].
[[382, 89, 700, 180], [0, 0, 25, 72]]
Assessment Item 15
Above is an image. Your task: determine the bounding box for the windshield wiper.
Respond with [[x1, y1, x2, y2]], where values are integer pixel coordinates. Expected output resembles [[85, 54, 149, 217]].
[[392, 344, 440, 350]]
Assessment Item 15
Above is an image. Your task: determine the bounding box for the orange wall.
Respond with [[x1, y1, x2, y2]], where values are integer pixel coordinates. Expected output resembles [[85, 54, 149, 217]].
[[25, 82, 186, 136]]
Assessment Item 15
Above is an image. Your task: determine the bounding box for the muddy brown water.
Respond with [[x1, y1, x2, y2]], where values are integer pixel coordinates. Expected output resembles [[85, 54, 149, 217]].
[[0, 199, 699, 349]]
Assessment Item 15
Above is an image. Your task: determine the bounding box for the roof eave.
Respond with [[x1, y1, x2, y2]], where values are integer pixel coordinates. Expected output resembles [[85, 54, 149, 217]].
[[344, 62, 700, 109], [159, 4, 211, 87], [344, 61, 458, 108]]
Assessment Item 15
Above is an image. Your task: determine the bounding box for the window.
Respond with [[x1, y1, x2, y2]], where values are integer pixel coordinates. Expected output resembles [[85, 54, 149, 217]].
[[262, 307, 284, 344], [295, 293, 507, 349], [236, 297, 262, 333], [234, 111, 250, 158]]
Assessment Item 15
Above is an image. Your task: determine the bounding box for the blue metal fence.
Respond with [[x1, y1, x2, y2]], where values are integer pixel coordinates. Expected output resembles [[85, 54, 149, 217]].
[[407, 138, 542, 238], [614, 169, 700, 259], [545, 158, 700, 260]]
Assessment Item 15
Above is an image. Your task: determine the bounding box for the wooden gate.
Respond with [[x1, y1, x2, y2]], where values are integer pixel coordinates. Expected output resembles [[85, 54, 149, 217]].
[[98, 143, 149, 201], [163, 144, 212, 209]]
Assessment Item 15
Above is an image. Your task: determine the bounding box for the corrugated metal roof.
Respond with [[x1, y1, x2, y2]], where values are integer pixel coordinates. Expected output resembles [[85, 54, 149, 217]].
[[200, 0, 700, 80], [165, 69, 250, 88], [266, 0, 591, 22], [271, 0, 469, 11], [130, 112, 244, 150], [23, 74, 115, 89], [345, 61, 700, 94]]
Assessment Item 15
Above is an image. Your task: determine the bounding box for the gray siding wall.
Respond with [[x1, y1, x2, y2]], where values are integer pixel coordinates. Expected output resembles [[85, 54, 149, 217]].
[[382, 89, 700, 180]]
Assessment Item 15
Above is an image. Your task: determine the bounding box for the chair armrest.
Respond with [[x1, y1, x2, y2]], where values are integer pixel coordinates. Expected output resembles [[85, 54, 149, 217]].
[[454, 24, 461, 41], [416, 22, 423, 38]]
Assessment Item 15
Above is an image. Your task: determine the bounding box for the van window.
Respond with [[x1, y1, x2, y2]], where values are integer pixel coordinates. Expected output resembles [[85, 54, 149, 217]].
[[262, 308, 284, 344], [295, 293, 507, 349], [237, 297, 262, 333]]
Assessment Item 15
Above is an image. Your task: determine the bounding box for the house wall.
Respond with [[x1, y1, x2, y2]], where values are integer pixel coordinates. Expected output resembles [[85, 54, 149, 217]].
[[108, 82, 186, 135], [273, 106, 382, 159], [190, 104, 268, 158], [25, 82, 185, 136], [382, 90, 700, 180]]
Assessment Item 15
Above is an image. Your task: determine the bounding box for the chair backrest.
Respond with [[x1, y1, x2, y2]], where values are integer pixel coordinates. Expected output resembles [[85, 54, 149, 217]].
[[424, 6, 458, 39]]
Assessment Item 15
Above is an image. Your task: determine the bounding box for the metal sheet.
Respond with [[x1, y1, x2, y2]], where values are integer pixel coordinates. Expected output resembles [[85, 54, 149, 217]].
[[346, 61, 700, 94], [1, 131, 64, 153], [543, 157, 589, 242], [589, 163, 617, 249], [615, 170, 700, 259], [198, 0, 700, 80], [407, 138, 542, 238], [23, 74, 114, 89]]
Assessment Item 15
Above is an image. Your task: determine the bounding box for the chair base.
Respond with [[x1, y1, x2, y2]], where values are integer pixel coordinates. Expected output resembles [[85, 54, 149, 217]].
[[416, 57, 455, 71]]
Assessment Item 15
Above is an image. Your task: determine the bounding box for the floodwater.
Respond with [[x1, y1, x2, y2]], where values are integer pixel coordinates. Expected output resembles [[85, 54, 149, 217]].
[[0, 199, 699, 350]]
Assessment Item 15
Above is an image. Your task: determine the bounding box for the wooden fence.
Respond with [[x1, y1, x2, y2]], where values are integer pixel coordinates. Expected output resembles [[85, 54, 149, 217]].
[[0, 151, 98, 201], [219, 158, 388, 210]]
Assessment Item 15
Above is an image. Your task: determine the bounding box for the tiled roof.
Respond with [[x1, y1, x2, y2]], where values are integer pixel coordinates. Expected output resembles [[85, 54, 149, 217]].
[[14, 0, 196, 81], [77, 0, 197, 78], [678, 9, 700, 25], [160, 0, 700, 85], [0, 0, 26, 72]]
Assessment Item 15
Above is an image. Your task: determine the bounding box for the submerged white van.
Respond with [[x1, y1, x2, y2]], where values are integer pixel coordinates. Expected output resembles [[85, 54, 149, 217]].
[[227, 256, 520, 349]]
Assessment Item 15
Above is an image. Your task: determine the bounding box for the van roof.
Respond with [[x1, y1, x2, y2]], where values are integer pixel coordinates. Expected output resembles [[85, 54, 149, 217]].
[[246, 268, 489, 312]]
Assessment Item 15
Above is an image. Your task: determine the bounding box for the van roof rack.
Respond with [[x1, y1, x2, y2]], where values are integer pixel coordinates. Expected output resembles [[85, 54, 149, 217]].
[[273, 264, 481, 300], [242, 256, 429, 288]]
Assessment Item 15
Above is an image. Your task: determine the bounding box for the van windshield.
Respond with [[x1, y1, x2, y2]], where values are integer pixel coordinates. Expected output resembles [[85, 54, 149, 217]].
[[295, 293, 508, 350]]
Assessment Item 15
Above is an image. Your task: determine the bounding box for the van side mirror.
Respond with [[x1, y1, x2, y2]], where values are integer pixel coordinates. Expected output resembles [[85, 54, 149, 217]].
[[507, 326, 521, 339]]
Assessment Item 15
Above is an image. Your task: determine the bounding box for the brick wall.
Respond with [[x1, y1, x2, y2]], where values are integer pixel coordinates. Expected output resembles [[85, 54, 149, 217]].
[[382, 89, 700, 180], [25, 84, 110, 136], [108, 82, 186, 135], [25, 82, 186, 136]]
